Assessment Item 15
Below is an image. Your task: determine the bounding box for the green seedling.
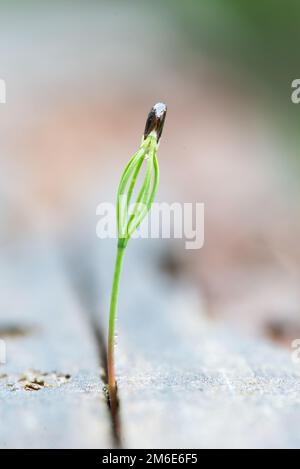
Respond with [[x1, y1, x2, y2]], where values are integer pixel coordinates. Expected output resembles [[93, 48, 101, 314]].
[[107, 103, 167, 411]]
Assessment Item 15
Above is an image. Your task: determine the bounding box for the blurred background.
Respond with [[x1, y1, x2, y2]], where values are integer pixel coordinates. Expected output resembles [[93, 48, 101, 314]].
[[1, 0, 300, 346]]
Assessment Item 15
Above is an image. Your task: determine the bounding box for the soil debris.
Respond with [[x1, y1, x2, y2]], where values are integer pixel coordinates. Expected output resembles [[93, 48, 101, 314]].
[[2, 369, 71, 392]]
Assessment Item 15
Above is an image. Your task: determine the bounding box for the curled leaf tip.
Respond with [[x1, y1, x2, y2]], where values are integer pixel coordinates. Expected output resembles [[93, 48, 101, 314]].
[[144, 102, 167, 143]]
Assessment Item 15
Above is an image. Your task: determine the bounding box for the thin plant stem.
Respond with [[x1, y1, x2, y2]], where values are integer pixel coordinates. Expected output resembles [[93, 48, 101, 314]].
[[106, 103, 167, 409], [107, 244, 125, 410]]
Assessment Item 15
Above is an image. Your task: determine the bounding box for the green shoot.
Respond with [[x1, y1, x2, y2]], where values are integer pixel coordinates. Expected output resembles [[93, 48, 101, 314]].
[[107, 103, 167, 412]]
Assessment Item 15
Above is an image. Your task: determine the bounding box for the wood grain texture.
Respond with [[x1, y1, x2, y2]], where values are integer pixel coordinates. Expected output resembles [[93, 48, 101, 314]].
[[0, 239, 111, 449], [101, 242, 300, 449], [2, 233, 300, 449]]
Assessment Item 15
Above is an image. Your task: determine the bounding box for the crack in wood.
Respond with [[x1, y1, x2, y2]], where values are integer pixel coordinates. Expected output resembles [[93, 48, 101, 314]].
[[60, 243, 123, 447]]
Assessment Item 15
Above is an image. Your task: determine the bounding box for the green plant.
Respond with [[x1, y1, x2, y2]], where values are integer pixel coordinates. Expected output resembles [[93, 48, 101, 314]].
[[107, 103, 167, 411]]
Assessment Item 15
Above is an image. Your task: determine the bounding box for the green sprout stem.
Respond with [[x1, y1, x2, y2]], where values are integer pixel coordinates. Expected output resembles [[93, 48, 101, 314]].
[[107, 244, 125, 397], [107, 103, 166, 410]]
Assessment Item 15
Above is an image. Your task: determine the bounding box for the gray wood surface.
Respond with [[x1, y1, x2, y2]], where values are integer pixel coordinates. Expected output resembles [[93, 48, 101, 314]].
[[1, 235, 300, 449], [104, 242, 300, 449], [0, 239, 111, 448]]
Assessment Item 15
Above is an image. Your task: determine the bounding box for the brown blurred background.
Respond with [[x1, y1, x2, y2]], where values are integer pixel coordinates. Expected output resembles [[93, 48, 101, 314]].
[[1, 0, 300, 345]]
